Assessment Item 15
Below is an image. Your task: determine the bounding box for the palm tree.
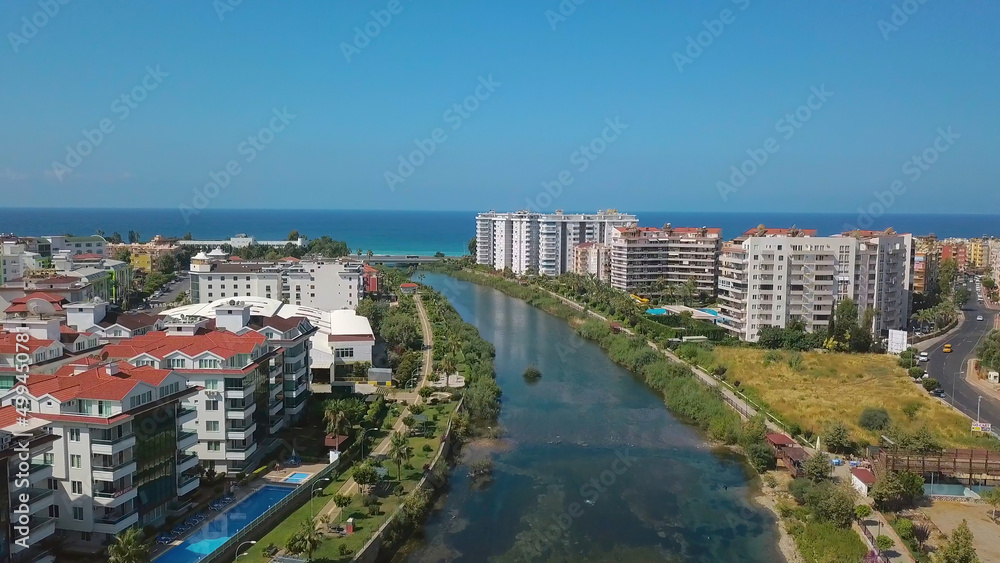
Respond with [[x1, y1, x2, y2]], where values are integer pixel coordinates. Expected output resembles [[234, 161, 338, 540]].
[[107, 527, 149, 563], [388, 431, 412, 480], [439, 354, 457, 388], [287, 515, 323, 561], [325, 410, 349, 452], [367, 249, 374, 260]]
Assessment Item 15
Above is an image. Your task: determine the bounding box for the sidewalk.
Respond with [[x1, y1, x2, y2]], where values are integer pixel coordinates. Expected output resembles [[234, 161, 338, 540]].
[[317, 293, 435, 521]]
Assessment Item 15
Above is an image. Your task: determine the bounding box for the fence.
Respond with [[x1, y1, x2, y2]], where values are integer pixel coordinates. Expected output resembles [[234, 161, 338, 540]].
[[856, 520, 890, 563]]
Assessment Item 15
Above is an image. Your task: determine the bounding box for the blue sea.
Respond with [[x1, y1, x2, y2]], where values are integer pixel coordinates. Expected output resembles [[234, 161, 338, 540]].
[[2, 209, 998, 256]]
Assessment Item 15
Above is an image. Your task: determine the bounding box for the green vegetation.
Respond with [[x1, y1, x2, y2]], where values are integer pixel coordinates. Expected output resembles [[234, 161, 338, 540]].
[[936, 520, 981, 563], [976, 330, 1000, 372], [870, 470, 924, 511], [888, 515, 931, 563], [522, 365, 542, 380], [107, 527, 149, 563]]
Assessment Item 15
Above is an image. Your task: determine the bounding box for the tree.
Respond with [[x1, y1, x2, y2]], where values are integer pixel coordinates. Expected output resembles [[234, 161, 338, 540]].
[[286, 515, 323, 560], [897, 471, 925, 506], [388, 431, 412, 480], [332, 493, 353, 523], [979, 487, 1000, 519], [155, 253, 177, 275], [127, 230, 141, 243], [823, 421, 852, 453], [356, 298, 389, 336], [875, 535, 894, 553], [870, 470, 925, 511], [937, 520, 980, 563], [113, 248, 132, 263], [803, 451, 832, 482], [859, 407, 891, 432], [325, 410, 348, 451], [854, 504, 872, 521], [182, 232, 193, 240], [955, 287, 971, 308], [288, 230, 300, 241], [352, 460, 380, 494], [922, 378, 940, 392], [468, 237, 477, 257], [382, 314, 421, 351], [107, 527, 149, 563], [367, 249, 374, 259], [108, 231, 123, 244]]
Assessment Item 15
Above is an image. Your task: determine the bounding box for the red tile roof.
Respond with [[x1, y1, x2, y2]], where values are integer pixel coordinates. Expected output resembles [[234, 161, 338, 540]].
[[280, 257, 301, 262], [851, 467, 877, 485], [766, 433, 796, 447], [400, 283, 418, 288], [4, 292, 68, 313], [74, 253, 104, 260], [0, 333, 58, 354], [104, 330, 266, 361], [24, 361, 173, 402], [742, 227, 818, 237]]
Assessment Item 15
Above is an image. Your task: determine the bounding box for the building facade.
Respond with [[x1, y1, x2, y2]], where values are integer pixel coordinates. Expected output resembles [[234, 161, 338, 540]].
[[571, 242, 611, 281], [608, 225, 722, 297], [475, 210, 637, 276]]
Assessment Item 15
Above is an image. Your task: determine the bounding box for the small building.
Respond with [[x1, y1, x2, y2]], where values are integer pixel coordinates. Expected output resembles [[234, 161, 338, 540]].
[[766, 433, 796, 454], [851, 467, 878, 497], [367, 367, 393, 387], [782, 447, 810, 478], [400, 283, 418, 295], [324, 434, 352, 451]]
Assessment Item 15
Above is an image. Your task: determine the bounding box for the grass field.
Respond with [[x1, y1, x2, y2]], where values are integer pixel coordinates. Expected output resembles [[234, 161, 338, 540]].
[[712, 348, 992, 449]]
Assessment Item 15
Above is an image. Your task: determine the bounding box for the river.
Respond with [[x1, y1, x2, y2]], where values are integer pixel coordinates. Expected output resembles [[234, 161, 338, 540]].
[[391, 272, 784, 562]]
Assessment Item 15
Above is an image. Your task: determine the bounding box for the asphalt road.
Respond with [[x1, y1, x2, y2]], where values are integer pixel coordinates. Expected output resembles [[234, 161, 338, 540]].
[[147, 275, 190, 311], [922, 281, 999, 431]]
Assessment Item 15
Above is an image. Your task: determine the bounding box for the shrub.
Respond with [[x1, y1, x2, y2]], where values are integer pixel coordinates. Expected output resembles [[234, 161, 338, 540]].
[[921, 378, 939, 392], [763, 350, 782, 365], [422, 444, 433, 452], [787, 352, 803, 371], [859, 407, 891, 431], [854, 504, 872, 520], [908, 366, 925, 379], [522, 365, 542, 380]]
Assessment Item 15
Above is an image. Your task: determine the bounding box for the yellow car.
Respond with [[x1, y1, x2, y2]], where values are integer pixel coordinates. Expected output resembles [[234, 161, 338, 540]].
[[943, 344, 952, 353]]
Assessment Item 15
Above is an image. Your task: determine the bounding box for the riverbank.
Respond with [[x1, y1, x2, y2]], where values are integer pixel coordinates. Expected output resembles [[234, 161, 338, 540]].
[[423, 265, 803, 562]]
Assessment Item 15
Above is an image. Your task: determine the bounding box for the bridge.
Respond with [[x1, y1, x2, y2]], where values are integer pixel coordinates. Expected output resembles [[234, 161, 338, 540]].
[[363, 255, 449, 265]]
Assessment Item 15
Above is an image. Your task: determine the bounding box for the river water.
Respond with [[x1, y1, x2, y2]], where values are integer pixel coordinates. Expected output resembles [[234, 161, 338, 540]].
[[392, 272, 784, 562]]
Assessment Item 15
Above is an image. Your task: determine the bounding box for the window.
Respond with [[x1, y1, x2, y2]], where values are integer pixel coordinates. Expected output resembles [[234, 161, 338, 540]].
[[69, 428, 81, 442], [206, 379, 220, 390], [70, 454, 82, 468], [48, 505, 59, 518], [206, 400, 219, 411], [43, 453, 54, 465], [82, 532, 91, 541], [73, 506, 84, 520], [207, 441, 221, 451], [47, 478, 58, 490], [72, 481, 83, 494], [167, 358, 185, 368], [334, 348, 354, 358], [207, 421, 220, 432]]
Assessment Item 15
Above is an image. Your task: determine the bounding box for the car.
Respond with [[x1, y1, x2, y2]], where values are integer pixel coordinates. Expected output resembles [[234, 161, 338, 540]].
[[933, 389, 946, 398], [943, 344, 953, 353], [918, 352, 929, 362], [977, 315, 984, 321]]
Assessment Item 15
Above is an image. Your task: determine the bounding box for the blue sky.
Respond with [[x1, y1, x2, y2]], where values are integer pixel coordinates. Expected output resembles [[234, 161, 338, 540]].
[[1, 0, 997, 213]]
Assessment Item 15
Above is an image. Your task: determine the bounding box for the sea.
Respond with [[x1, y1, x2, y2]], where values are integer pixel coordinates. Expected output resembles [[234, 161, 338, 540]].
[[2, 208, 999, 256]]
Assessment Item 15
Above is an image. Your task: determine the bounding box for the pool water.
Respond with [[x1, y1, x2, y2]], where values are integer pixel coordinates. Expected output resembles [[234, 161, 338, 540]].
[[698, 308, 720, 316], [646, 308, 666, 315], [154, 485, 294, 563], [284, 472, 310, 483]]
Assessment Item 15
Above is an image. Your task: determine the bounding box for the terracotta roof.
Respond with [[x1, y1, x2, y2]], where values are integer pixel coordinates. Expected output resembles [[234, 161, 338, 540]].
[[25, 361, 173, 402], [741, 227, 818, 237], [253, 316, 306, 332], [851, 467, 877, 485], [4, 292, 68, 313], [0, 333, 58, 354], [324, 434, 351, 448], [279, 257, 301, 262], [74, 253, 104, 260], [400, 283, 418, 288], [784, 447, 810, 462], [104, 330, 266, 361]]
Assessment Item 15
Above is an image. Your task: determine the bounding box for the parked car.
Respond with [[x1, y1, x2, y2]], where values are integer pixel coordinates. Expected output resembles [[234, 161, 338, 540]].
[[933, 389, 946, 398]]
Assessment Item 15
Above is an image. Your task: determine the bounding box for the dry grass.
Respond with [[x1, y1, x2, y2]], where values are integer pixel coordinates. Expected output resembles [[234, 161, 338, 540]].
[[713, 348, 984, 448]]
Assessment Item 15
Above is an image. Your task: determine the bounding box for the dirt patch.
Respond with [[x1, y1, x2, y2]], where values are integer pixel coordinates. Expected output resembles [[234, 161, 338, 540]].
[[921, 500, 1000, 562], [752, 471, 805, 563]]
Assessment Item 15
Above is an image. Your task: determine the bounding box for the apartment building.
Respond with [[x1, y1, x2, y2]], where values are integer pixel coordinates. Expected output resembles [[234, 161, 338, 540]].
[[941, 239, 968, 272], [45, 236, 107, 257], [189, 253, 364, 311], [104, 305, 316, 473], [0, 359, 197, 549], [0, 406, 61, 563], [107, 235, 182, 272], [717, 227, 912, 342], [608, 225, 722, 297], [968, 238, 988, 271], [475, 210, 638, 276], [913, 236, 940, 295], [571, 242, 612, 282]]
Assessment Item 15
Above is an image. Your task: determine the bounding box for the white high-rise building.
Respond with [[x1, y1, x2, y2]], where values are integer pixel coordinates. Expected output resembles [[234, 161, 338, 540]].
[[609, 225, 722, 297], [717, 227, 912, 342], [475, 210, 637, 276]]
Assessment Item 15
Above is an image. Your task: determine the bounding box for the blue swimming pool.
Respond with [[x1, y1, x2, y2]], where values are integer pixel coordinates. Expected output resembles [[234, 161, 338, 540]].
[[154, 485, 294, 563], [646, 308, 666, 315], [284, 472, 310, 483], [698, 308, 720, 316]]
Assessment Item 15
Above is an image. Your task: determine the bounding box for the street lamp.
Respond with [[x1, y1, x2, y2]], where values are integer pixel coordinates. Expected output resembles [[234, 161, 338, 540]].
[[310, 477, 332, 518], [978, 395, 983, 423], [234, 540, 256, 561]]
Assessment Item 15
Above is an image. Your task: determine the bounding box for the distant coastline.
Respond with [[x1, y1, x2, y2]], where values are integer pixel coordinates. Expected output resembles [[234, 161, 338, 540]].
[[5, 209, 999, 257]]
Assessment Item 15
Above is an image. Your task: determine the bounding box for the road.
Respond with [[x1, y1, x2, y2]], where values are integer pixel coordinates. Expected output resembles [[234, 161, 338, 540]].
[[920, 281, 999, 430]]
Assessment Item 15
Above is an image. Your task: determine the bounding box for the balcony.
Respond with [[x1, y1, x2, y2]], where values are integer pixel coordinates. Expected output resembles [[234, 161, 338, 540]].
[[177, 407, 197, 425], [226, 403, 256, 419], [226, 422, 257, 441], [93, 510, 139, 535], [225, 442, 258, 461], [268, 399, 283, 416], [225, 387, 254, 400], [92, 460, 137, 482], [91, 433, 136, 456], [178, 473, 200, 496], [16, 487, 55, 512], [177, 452, 199, 473], [177, 430, 198, 450], [269, 417, 285, 434], [94, 485, 137, 507], [13, 517, 55, 548], [27, 463, 52, 483]]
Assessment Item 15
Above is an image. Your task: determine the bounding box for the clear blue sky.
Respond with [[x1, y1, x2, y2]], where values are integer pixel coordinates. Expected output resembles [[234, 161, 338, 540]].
[[2, 0, 997, 213]]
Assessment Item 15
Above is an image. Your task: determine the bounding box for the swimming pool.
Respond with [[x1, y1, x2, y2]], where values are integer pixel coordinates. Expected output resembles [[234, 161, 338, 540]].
[[284, 472, 311, 483], [646, 308, 667, 315], [154, 485, 294, 563], [698, 308, 719, 316]]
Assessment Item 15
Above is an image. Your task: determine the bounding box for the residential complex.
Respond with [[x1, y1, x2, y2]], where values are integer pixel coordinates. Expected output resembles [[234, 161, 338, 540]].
[[475, 210, 637, 276], [609, 225, 722, 297], [107, 235, 182, 272], [716, 227, 912, 342], [571, 242, 612, 282], [189, 252, 365, 311]]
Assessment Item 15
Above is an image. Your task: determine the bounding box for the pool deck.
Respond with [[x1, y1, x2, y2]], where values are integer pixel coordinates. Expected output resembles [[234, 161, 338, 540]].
[[263, 461, 329, 484]]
